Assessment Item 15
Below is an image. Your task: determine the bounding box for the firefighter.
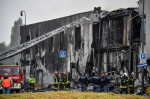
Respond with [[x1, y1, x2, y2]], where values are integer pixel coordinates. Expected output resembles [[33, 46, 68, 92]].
[[54, 72, 59, 91], [1, 73, 13, 94], [62, 72, 67, 90], [29, 75, 35, 92], [91, 72, 101, 93], [120, 73, 128, 94], [59, 72, 64, 90], [66, 72, 71, 90], [128, 72, 135, 94], [79, 73, 89, 92]]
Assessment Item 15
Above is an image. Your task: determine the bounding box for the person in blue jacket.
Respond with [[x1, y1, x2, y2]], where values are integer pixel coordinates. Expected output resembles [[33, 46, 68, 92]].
[[103, 72, 110, 92], [91, 72, 101, 93], [79, 73, 89, 92]]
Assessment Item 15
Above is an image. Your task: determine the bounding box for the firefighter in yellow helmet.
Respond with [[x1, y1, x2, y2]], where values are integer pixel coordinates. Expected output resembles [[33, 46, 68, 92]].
[[54, 72, 59, 91], [29, 75, 35, 92]]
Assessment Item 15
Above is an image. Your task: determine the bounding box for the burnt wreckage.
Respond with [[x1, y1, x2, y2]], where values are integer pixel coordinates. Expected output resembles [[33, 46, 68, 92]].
[[19, 8, 149, 89]]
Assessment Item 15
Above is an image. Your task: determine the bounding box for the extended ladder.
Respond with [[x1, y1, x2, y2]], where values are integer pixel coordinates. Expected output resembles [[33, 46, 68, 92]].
[[0, 17, 90, 61]]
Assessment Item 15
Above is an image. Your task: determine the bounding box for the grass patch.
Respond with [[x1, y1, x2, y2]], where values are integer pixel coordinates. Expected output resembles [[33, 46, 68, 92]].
[[0, 91, 149, 99]]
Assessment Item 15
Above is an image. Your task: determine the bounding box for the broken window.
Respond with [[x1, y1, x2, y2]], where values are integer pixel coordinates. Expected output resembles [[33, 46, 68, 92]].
[[26, 35, 30, 54], [36, 34, 39, 38], [36, 70, 43, 84], [75, 27, 81, 50], [109, 18, 123, 45], [92, 23, 100, 49], [132, 16, 141, 43], [26, 35, 30, 42], [49, 36, 54, 52], [60, 32, 64, 50], [25, 49, 30, 54]]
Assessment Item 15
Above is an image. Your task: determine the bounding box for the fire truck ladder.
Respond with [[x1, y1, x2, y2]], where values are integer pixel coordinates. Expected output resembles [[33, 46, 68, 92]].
[[0, 17, 90, 61]]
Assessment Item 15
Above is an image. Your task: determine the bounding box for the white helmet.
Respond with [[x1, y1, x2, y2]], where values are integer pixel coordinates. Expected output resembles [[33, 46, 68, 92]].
[[123, 73, 128, 77], [131, 72, 135, 75]]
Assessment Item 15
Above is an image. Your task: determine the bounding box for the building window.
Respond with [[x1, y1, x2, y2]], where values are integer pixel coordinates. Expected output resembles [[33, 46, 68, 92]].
[[25, 35, 30, 54], [60, 32, 64, 50], [75, 27, 81, 50], [49, 37, 54, 52], [26, 35, 30, 42]]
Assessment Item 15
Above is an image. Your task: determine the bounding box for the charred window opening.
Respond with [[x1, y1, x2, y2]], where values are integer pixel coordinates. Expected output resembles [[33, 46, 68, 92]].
[[92, 23, 100, 50], [132, 17, 141, 43], [60, 32, 64, 50], [109, 18, 123, 45], [26, 35, 30, 54], [42, 42, 44, 50], [25, 49, 30, 54], [26, 35, 30, 42], [36, 34, 39, 38], [36, 70, 43, 84], [49, 36, 54, 52], [75, 27, 81, 50]]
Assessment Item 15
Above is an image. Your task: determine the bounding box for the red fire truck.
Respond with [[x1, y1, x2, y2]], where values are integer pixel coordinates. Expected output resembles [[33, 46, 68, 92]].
[[0, 65, 24, 92]]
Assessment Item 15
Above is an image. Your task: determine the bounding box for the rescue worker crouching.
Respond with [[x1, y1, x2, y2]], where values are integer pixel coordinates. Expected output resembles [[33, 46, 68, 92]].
[[120, 73, 128, 94], [79, 73, 89, 92], [54, 72, 59, 91], [1, 73, 13, 94], [29, 75, 35, 92], [128, 72, 135, 94]]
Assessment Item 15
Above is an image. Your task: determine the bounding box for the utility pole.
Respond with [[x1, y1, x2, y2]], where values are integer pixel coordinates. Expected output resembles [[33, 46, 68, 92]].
[[141, 0, 145, 94]]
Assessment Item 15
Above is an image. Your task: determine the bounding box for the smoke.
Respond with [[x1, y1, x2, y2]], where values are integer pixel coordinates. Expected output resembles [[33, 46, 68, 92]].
[[0, 18, 22, 65], [100, 0, 138, 11]]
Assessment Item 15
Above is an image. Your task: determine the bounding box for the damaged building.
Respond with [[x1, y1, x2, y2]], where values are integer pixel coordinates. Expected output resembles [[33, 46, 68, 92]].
[[20, 7, 149, 87]]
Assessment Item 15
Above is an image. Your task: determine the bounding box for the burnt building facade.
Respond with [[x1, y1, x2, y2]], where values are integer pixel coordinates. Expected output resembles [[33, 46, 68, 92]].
[[20, 8, 145, 86]]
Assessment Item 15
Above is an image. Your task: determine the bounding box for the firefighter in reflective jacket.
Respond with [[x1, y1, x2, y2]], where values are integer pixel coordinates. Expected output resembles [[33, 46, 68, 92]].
[[128, 72, 135, 94], [66, 72, 71, 90], [59, 72, 64, 90], [29, 75, 35, 92], [120, 73, 128, 94], [62, 72, 67, 90], [54, 72, 59, 91], [1, 73, 12, 94]]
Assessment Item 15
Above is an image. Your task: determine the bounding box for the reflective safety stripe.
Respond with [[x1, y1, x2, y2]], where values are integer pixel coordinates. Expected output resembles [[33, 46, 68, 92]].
[[29, 78, 35, 83], [129, 85, 133, 87], [54, 76, 58, 84], [66, 76, 70, 84], [120, 86, 127, 88], [2, 78, 11, 87]]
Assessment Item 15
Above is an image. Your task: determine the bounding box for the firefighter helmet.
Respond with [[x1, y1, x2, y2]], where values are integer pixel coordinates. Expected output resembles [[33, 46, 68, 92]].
[[55, 72, 58, 75], [131, 72, 135, 75]]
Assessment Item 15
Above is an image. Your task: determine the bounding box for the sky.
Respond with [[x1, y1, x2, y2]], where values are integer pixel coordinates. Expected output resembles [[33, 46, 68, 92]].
[[0, 0, 138, 45]]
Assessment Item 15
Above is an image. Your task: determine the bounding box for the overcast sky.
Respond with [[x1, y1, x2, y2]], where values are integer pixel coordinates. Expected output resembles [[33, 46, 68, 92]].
[[0, 0, 138, 45]]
